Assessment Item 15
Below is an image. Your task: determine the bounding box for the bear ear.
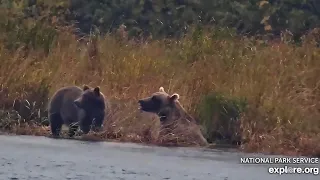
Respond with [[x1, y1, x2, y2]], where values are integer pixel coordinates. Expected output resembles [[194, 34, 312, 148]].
[[159, 87, 165, 92], [169, 93, 179, 101], [83, 85, 90, 91], [94, 86, 100, 96]]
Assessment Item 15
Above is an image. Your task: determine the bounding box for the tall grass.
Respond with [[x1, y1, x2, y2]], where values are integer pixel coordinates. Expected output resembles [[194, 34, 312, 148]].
[[0, 20, 319, 156]]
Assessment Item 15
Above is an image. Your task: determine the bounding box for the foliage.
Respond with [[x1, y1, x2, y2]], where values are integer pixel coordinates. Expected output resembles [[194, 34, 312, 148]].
[[197, 92, 247, 144], [1, 0, 319, 40], [0, 0, 68, 52]]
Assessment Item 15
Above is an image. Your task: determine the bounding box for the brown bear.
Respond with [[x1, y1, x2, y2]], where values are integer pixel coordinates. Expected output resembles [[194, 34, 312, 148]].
[[138, 87, 208, 146], [48, 85, 106, 137]]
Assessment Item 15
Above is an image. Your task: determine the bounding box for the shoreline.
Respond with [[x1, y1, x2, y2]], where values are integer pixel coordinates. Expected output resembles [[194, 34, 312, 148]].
[[0, 125, 239, 148], [1, 124, 319, 158], [1, 125, 317, 158]]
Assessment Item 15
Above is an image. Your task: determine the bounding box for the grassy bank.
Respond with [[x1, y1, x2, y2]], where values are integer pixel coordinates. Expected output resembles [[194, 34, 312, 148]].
[[0, 26, 319, 157]]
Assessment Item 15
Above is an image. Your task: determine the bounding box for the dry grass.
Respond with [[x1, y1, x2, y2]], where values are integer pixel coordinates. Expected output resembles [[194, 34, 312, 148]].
[[0, 27, 319, 157]]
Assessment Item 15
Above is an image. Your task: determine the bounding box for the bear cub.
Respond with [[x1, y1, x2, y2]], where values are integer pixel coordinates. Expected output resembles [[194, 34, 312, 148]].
[[48, 85, 106, 137]]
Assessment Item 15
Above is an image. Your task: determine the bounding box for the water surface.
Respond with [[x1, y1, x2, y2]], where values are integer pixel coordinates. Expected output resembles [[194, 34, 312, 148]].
[[0, 135, 318, 180]]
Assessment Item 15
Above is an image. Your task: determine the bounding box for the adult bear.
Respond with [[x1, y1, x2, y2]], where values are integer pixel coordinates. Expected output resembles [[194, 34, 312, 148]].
[[48, 85, 106, 137], [138, 87, 208, 146]]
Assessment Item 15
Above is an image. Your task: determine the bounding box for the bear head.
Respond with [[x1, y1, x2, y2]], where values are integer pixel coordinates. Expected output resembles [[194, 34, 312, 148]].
[[74, 85, 106, 132], [138, 87, 182, 123]]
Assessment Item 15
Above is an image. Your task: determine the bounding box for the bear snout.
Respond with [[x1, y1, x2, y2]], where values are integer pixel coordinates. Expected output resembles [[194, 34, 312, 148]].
[[138, 100, 155, 113], [138, 100, 147, 110], [139, 99, 149, 105], [138, 100, 145, 106]]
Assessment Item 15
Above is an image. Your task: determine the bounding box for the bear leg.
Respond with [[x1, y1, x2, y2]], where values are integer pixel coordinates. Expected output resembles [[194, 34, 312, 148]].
[[49, 113, 63, 137], [80, 124, 90, 134]]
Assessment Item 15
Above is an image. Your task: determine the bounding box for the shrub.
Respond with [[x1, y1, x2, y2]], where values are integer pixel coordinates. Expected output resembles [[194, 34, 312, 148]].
[[197, 92, 247, 144]]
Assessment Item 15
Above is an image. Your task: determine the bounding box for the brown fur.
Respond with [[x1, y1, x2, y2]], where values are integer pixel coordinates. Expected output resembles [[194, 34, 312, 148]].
[[48, 85, 106, 137], [138, 87, 208, 146]]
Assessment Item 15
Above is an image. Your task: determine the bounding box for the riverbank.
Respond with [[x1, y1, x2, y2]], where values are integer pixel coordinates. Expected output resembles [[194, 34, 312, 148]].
[[0, 118, 319, 158], [0, 120, 238, 150], [4, 135, 319, 180], [0, 28, 319, 157]]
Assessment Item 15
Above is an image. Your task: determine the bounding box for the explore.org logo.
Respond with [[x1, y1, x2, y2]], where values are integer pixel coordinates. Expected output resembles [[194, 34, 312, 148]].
[[240, 156, 319, 176], [268, 166, 319, 175]]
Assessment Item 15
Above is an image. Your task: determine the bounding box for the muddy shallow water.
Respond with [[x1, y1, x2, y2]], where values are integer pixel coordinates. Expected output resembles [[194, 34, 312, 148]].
[[0, 135, 318, 180]]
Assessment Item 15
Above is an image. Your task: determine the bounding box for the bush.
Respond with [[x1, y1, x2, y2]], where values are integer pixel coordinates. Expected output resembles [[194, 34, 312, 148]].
[[197, 92, 247, 144]]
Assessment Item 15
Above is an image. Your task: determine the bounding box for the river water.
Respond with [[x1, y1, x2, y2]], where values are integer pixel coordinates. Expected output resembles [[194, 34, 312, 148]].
[[0, 135, 318, 180]]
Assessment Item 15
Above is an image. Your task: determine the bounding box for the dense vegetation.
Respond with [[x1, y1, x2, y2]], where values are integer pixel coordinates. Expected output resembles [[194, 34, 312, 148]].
[[1, 0, 320, 39], [0, 0, 319, 157]]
